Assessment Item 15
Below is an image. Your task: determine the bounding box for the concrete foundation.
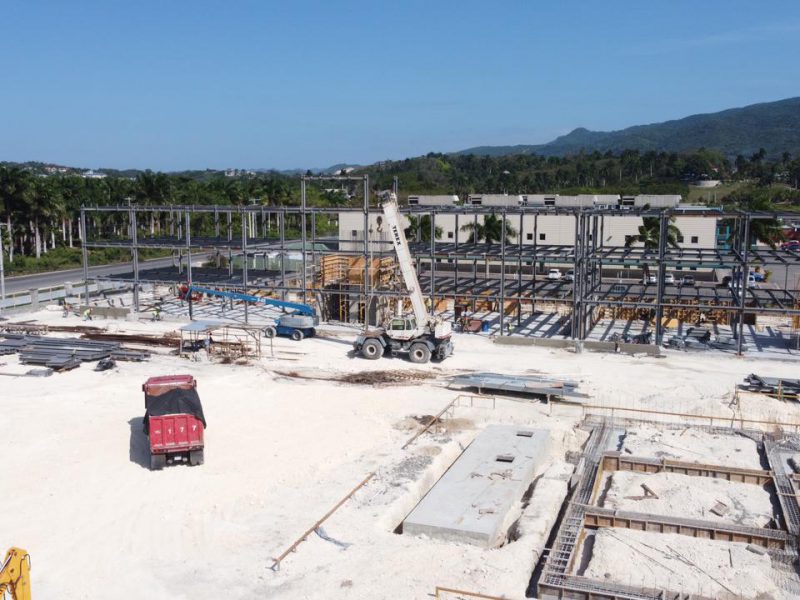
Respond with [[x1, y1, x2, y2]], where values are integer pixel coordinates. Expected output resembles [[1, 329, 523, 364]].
[[403, 425, 549, 547]]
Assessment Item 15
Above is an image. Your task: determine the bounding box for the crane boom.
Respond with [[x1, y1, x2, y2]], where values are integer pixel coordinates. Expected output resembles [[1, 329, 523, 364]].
[[381, 195, 429, 324], [187, 286, 315, 317]]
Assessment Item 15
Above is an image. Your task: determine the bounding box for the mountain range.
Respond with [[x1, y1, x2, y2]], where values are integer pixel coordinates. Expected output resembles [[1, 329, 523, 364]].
[[454, 97, 800, 160]]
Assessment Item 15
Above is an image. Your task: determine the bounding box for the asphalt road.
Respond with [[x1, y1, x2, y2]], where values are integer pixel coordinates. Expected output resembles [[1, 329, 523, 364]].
[[2, 256, 180, 294]]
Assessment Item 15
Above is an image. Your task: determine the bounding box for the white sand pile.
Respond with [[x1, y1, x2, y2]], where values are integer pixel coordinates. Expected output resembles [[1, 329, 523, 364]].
[[621, 426, 763, 470], [582, 528, 781, 599], [601, 471, 775, 527]]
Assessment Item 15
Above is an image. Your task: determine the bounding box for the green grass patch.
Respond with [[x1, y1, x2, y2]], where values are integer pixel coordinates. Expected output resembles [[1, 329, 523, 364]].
[[3, 246, 171, 276]]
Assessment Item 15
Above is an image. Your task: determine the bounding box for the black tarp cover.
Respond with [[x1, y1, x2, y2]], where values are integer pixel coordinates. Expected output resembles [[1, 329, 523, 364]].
[[143, 388, 207, 434]]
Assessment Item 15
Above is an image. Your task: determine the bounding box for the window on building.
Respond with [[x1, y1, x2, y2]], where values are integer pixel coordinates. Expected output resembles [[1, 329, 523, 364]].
[[351, 230, 358, 238], [526, 233, 533, 241], [677, 234, 684, 243], [447, 231, 454, 239], [691, 236, 698, 244], [545, 199, 555, 206], [539, 233, 546, 241]]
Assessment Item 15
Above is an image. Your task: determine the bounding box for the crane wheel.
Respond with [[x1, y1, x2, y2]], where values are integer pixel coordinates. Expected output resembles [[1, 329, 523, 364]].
[[150, 454, 166, 470], [264, 326, 277, 338], [291, 329, 304, 341], [361, 338, 384, 360], [408, 343, 431, 364]]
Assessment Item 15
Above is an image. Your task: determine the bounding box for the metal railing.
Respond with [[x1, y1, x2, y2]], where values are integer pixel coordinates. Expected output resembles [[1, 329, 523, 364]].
[[0, 281, 129, 312]]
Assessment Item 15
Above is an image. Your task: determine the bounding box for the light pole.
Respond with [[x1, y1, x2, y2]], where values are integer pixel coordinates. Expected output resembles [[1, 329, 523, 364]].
[[0, 223, 6, 318]]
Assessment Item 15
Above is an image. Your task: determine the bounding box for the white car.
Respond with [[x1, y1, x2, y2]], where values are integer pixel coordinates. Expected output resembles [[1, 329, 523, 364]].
[[663, 273, 675, 284], [730, 274, 757, 290], [547, 269, 562, 281], [563, 270, 575, 282], [643, 274, 657, 284]]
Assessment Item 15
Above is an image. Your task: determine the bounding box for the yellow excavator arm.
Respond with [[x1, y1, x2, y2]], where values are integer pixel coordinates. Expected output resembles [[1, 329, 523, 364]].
[[0, 547, 31, 600]]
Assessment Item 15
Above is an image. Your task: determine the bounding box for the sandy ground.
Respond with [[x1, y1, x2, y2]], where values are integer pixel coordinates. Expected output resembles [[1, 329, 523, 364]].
[[620, 426, 764, 469], [581, 528, 782, 599], [599, 471, 776, 528], [2, 305, 800, 599]]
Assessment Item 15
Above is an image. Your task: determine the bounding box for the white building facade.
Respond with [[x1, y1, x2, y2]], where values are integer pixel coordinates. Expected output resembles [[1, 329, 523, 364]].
[[338, 194, 715, 252]]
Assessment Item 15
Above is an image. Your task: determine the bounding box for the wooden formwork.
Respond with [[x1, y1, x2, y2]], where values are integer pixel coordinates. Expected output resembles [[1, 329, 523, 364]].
[[319, 255, 395, 287], [320, 255, 349, 286], [597, 298, 735, 325], [534, 301, 572, 317], [600, 452, 773, 485]]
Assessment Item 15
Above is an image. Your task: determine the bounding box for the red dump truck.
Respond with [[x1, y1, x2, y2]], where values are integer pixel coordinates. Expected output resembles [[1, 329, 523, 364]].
[[142, 375, 206, 470]]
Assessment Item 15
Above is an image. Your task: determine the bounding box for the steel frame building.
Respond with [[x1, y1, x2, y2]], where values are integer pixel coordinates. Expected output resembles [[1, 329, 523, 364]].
[[80, 175, 800, 354]]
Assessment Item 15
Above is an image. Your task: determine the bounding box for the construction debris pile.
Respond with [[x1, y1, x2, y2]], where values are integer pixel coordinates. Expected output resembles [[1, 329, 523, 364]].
[[743, 374, 800, 402], [0, 334, 150, 371], [665, 326, 747, 352], [449, 372, 588, 402]]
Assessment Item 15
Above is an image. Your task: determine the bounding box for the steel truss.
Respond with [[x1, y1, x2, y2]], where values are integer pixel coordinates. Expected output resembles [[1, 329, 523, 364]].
[[80, 180, 800, 354]]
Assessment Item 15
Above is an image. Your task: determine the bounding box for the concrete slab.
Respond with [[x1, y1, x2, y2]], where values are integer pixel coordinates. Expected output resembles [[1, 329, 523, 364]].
[[403, 425, 549, 547]]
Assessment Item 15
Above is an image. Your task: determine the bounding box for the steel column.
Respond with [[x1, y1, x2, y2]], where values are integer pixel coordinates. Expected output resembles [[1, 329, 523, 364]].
[[80, 208, 90, 305], [242, 211, 249, 324], [737, 215, 751, 354], [654, 213, 668, 345]]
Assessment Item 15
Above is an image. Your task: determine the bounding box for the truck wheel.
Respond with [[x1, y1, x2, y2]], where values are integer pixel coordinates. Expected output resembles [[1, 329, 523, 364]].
[[150, 454, 166, 471], [408, 343, 431, 364], [291, 329, 304, 341], [264, 326, 277, 338], [361, 338, 384, 360], [189, 450, 204, 466]]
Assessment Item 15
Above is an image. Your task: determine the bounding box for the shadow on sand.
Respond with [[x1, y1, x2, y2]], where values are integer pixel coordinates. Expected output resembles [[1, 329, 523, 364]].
[[128, 417, 150, 469]]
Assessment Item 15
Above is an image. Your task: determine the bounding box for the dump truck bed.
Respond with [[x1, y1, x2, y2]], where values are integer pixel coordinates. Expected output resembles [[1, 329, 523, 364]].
[[148, 414, 204, 454], [142, 374, 196, 396]]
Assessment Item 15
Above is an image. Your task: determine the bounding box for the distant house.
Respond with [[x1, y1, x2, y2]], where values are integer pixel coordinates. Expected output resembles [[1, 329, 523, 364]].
[[82, 170, 107, 179], [467, 194, 523, 207], [408, 195, 459, 206]]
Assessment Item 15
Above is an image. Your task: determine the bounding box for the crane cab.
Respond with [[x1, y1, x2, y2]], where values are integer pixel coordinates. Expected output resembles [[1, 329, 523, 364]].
[[388, 316, 423, 340]]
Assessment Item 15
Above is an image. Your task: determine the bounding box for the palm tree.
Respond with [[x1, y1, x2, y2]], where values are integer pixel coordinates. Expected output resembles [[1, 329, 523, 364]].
[[460, 213, 517, 244], [27, 177, 64, 257], [0, 166, 32, 261], [404, 215, 442, 242], [623, 209, 681, 280], [723, 194, 783, 249], [624, 211, 682, 250]]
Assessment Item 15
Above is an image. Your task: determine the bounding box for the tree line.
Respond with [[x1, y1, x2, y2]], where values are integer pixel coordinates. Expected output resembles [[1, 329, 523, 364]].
[[1, 147, 797, 265], [363, 148, 800, 197]]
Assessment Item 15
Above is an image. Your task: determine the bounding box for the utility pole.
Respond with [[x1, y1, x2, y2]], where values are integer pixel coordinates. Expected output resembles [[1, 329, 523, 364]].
[[0, 223, 6, 318]]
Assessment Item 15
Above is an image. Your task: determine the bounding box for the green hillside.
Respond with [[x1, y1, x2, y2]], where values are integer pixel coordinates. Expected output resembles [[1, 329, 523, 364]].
[[457, 97, 800, 159]]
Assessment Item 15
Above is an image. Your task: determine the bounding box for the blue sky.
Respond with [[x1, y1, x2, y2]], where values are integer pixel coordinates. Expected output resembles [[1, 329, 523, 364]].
[[1, 1, 798, 170]]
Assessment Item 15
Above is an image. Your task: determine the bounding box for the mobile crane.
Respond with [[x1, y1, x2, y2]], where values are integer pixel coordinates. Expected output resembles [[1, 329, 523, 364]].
[[353, 194, 454, 363], [0, 547, 31, 600], [187, 286, 319, 340]]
